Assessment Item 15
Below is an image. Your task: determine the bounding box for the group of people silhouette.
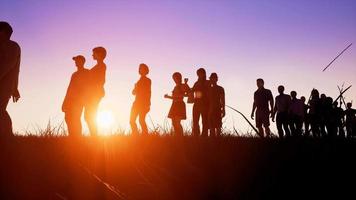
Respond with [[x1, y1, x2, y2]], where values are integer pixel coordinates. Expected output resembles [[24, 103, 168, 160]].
[[130, 65, 225, 137], [251, 79, 356, 138], [1, 21, 356, 138]]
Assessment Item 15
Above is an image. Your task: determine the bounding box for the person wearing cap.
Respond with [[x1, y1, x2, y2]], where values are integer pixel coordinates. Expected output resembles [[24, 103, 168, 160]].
[[84, 46, 107, 136], [0, 21, 21, 137], [207, 73, 225, 137], [62, 55, 90, 136]]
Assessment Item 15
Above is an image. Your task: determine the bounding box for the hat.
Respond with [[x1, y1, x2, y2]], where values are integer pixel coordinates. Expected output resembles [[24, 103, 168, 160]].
[[72, 55, 85, 62]]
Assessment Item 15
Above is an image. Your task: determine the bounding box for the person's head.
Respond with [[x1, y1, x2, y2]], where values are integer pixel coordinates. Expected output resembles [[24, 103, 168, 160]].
[[311, 89, 319, 99], [209, 73, 218, 84], [326, 97, 333, 106], [301, 96, 306, 103], [333, 101, 338, 108], [277, 85, 285, 94], [0, 21, 13, 42], [347, 102, 352, 109], [92, 46, 107, 61], [196, 68, 206, 80], [172, 72, 182, 85], [290, 91, 297, 99], [72, 55, 85, 68], [139, 63, 149, 76], [320, 93, 326, 99], [256, 78, 264, 89]]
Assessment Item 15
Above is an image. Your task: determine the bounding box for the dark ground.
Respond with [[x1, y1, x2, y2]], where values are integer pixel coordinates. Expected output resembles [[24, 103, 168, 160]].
[[0, 135, 355, 200]]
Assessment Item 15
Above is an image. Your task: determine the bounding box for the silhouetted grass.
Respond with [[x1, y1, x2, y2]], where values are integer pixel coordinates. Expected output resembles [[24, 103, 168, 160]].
[[1, 132, 355, 199]]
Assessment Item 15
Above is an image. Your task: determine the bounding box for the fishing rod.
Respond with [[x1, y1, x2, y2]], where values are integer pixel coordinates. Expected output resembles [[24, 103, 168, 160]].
[[225, 104, 259, 136], [322, 43, 353, 72]]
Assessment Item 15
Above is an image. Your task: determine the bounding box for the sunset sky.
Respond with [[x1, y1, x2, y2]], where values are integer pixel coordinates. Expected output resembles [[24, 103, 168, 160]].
[[1, 0, 356, 135]]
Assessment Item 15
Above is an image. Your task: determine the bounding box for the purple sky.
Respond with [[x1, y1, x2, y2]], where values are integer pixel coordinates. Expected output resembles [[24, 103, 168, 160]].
[[1, 0, 356, 135]]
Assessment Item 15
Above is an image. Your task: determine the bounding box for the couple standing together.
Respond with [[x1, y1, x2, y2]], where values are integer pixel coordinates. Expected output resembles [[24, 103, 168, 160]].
[[62, 47, 107, 136], [130, 67, 226, 137]]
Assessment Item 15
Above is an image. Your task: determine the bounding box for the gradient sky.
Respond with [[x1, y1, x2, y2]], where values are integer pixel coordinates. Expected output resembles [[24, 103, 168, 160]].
[[1, 0, 356, 135]]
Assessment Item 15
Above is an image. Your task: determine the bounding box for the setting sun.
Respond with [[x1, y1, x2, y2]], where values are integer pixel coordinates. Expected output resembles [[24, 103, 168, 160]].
[[96, 110, 115, 132]]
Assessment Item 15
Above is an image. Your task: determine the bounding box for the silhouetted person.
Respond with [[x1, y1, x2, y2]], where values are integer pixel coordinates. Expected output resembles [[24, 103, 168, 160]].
[[324, 97, 337, 137], [272, 85, 291, 138], [208, 73, 225, 137], [165, 72, 189, 136], [130, 63, 151, 135], [309, 89, 321, 137], [333, 101, 345, 137], [192, 68, 210, 136], [345, 102, 356, 138], [319, 93, 327, 137], [62, 56, 89, 136], [0, 22, 20, 137], [84, 47, 107, 136], [300, 96, 310, 136], [251, 79, 274, 138], [289, 91, 304, 137]]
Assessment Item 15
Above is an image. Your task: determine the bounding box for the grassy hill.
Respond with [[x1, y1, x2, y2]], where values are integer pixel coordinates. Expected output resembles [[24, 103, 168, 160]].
[[0, 135, 355, 200]]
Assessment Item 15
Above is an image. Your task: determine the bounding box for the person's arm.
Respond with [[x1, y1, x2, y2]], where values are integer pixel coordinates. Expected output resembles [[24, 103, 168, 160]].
[[221, 88, 226, 118], [132, 83, 137, 95], [269, 91, 274, 117], [251, 102, 256, 120], [272, 97, 277, 122], [0, 43, 20, 81]]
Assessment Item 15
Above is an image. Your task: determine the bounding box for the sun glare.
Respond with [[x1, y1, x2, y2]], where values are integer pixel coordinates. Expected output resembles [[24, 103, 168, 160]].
[[96, 110, 115, 133]]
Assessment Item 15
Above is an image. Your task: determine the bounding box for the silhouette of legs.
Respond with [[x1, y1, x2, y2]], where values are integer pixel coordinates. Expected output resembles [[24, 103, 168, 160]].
[[193, 104, 208, 136], [172, 118, 183, 136], [276, 112, 290, 138], [84, 98, 101, 136], [0, 98, 13, 137], [64, 106, 83, 136], [139, 112, 148, 135], [130, 105, 149, 135], [130, 107, 139, 135]]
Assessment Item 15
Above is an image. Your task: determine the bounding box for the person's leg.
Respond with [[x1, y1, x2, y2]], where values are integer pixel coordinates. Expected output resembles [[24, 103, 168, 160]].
[[73, 106, 83, 136], [256, 111, 264, 138], [338, 122, 345, 138], [0, 98, 13, 137], [192, 104, 201, 136], [139, 110, 148, 135], [172, 118, 183, 136], [282, 113, 291, 137], [201, 108, 209, 137], [84, 99, 100, 136], [276, 113, 284, 138], [296, 116, 303, 136], [129, 105, 139, 135], [65, 111, 73, 136], [304, 115, 310, 136]]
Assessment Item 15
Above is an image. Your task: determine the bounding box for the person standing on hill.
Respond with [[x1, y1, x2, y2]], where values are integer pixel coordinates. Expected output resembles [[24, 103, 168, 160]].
[[62, 55, 90, 136], [130, 63, 151, 135], [308, 89, 321, 137], [333, 101, 345, 137], [272, 85, 291, 138], [207, 73, 225, 137], [345, 102, 356, 138], [251, 78, 274, 138], [289, 91, 304, 137], [300, 96, 310, 136], [192, 68, 210, 136], [165, 72, 190, 136], [84, 47, 107, 136], [0, 21, 21, 137]]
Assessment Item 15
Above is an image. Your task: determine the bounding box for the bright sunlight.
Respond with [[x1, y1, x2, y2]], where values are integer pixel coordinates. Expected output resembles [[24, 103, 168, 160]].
[[96, 110, 115, 135]]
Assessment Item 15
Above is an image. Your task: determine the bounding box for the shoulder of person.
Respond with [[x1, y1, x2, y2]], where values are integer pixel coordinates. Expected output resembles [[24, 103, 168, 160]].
[[9, 40, 20, 50]]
